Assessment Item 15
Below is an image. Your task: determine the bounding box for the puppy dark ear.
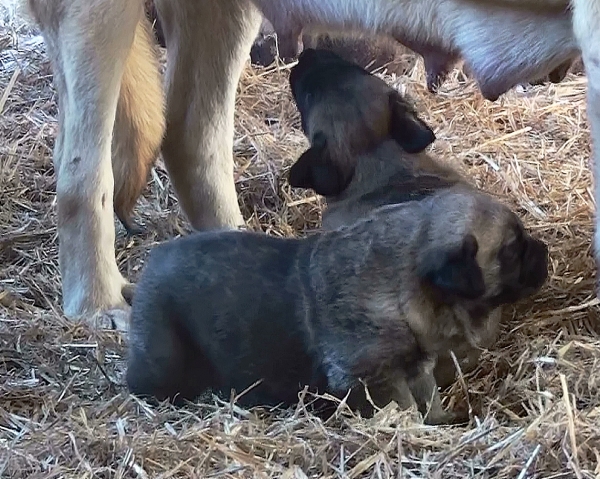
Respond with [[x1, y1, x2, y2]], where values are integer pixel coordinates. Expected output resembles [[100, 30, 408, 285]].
[[418, 234, 486, 301], [288, 133, 353, 196], [388, 92, 436, 153], [518, 237, 549, 290]]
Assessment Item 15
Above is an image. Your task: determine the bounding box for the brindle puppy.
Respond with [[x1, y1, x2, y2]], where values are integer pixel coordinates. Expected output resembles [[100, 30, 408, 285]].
[[288, 48, 436, 196], [287, 57, 549, 388], [126, 190, 548, 425]]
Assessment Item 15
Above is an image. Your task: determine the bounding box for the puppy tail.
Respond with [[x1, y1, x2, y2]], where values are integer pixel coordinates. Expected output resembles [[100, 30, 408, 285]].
[[112, 15, 166, 234]]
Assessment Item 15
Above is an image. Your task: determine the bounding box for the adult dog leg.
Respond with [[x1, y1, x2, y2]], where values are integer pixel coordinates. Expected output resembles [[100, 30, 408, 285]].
[[155, 0, 262, 229], [27, 0, 144, 329], [573, 0, 600, 290]]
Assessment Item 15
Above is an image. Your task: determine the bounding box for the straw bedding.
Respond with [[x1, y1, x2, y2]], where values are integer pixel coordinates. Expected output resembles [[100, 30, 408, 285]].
[[1, 4, 599, 478]]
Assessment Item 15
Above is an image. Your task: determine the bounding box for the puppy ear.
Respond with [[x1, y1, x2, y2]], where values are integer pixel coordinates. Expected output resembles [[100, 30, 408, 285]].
[[518, 237, 549, 290], [418, 234, 486, 301], [388, 92, 436, 153], [288, 133, 353, 196]]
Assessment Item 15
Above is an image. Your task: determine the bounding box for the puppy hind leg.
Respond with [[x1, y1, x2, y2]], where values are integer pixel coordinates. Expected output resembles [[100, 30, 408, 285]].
[[573, 0, 600, 291], [112, 14, 166, 237], [155, 0, 262, 230], [126, 323, 188, 403], [27, 0, 144, 330], [127, 309, 214, 403]]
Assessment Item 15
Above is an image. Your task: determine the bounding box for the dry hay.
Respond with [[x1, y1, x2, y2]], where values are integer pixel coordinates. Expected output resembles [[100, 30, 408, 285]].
[[1, 5, 600, 479]]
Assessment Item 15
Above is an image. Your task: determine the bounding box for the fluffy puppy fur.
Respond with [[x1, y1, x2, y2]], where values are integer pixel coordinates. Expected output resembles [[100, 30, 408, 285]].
[[126, 189, 548, 425]]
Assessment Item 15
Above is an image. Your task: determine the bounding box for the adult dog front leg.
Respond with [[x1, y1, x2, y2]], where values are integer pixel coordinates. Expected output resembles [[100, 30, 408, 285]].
[[27, 0, 144, 330], [155, 0, 262, 229], [574, 0, 600, 290]]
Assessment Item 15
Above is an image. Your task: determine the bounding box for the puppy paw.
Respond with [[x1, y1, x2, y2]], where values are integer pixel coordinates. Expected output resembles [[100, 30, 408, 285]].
[[424, 408, 469, 426]]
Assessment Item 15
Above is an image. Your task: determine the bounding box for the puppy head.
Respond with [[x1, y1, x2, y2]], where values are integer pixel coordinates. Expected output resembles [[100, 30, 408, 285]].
[[485, 213, 549, 306], [288, 99, 436, 196], [289, 48, 357, 122], [289, 48, 436, 150], [415, 189, 549, 311], [288, 49, 436, 196]]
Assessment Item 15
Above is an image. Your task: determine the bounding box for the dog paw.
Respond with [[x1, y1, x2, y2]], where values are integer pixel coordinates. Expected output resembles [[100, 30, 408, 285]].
[[424, 408, 469, 426], [89, 305, 131, 333]]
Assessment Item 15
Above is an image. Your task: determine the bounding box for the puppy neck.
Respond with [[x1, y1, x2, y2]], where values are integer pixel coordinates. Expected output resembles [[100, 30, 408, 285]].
[[309, 201, 425, 276], [404, 290, 502, 356], [328, 140, 463, 205], [328, 140, 411, 202]]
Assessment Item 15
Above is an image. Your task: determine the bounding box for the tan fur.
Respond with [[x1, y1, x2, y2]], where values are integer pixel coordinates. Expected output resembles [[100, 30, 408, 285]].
[[112, 16, 165, 233], [22, 0, 260, 327], [18, 0, 599, 329], [153, 0, 261, 230], [25, 0, 151, 330]]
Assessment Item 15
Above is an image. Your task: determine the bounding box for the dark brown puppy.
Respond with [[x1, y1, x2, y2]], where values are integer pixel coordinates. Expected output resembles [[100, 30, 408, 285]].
[[292, 144, 549, 389], [288, 48, 436, 197], [126, 189, 548, 425], [288, 59, 549, 388]]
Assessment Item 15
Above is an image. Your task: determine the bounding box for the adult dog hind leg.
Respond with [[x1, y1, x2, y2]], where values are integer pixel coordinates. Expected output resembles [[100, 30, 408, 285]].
[[155, 0, 262, 229], [26, 0, 144, 330]]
